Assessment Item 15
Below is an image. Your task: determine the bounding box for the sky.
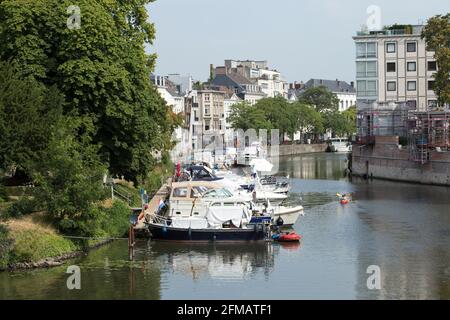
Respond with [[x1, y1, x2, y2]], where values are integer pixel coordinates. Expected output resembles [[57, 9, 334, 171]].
[[146, 0, 449, 84]]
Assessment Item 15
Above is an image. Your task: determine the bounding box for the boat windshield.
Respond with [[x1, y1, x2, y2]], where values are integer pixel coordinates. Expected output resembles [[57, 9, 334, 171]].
[[202, 188, 234, 198]]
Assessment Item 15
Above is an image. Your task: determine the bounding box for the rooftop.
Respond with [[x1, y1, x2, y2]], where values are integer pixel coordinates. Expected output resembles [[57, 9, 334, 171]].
[[355, 24, 424, 37], [304, 79, 356, 94]]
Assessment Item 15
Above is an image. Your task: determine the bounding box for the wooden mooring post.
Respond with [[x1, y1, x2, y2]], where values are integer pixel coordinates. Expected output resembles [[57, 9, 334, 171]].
[[128, 225, 135, 260]]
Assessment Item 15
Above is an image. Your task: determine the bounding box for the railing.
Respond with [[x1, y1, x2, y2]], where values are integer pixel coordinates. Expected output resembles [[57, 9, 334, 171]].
[[112, 184, 134, 206]]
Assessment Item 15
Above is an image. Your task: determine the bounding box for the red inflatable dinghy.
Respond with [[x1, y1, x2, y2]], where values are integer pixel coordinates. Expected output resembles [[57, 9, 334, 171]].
[[340, 199, 349, 205], [278, 232, 301, 242]]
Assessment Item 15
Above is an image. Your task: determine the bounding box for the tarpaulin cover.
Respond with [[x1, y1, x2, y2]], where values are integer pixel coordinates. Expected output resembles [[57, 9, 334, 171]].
[[171, 218, 208, 229], [206, 206, 244, 228]]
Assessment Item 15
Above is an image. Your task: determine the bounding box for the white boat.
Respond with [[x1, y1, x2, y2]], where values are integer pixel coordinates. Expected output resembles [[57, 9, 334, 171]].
[[145, 181, 269, 241], [149, 181, 303, 228], [328, 138, 352, 153]]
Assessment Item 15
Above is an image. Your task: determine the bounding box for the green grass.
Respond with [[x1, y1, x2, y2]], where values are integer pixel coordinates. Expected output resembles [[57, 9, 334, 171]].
[[8, 228, 79, 263]]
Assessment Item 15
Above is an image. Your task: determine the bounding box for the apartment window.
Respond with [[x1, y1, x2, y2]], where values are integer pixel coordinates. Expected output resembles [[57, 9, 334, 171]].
[[367, 80, 377, 96], [356, 42, 376, 58], [428, 81, 435, 91], [407, 81, 416, 91], [386, 62, 396, 72], [387, 81, 396, 91], [367, 43, 376, 57], [204, 94, 210, 102], [204, 105, 210, 115], [428, 61, 437, 71], [356, 80, 377, 97], [204, 120, 210, 131], [406, 42, 417, 52], [386, 42, 396, 53], [407, 62, 416, 72], [356, 61, 377, 77]]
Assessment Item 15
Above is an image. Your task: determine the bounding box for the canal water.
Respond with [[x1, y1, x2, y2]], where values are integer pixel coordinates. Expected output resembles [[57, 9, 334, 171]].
[[1, 153, 449, 299]]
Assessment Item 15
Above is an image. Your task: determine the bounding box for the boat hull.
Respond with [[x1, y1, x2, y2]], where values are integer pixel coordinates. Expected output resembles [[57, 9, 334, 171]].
[[272, 206, 303, 226], [147, 223, 267, 242]]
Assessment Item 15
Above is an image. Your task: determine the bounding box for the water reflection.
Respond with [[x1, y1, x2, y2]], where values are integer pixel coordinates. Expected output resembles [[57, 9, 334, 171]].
[[144, 242, 277, 282], [277, 153, 349, 181], [351, 179, 450, 299]]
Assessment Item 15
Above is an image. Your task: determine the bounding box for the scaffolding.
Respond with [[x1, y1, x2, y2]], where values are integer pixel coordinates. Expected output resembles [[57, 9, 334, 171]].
[[356, 102, 411, 144], [407, 111, 450, 164], [356, 102, 450, 165]]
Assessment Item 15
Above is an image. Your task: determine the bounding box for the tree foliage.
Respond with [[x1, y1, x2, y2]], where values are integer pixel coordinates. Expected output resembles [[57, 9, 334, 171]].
[[0, 61, 64, 175], [0, 0, 175, 183], [228, 102, 272, 132], [298, 86, 340, 113], [228, 96, 355, 141], [421, 13, 450, 107]]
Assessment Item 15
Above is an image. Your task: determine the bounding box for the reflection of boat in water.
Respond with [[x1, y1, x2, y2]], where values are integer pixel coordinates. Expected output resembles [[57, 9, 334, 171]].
[[147, 242, 276, 281], [328, 138, 352, 153]]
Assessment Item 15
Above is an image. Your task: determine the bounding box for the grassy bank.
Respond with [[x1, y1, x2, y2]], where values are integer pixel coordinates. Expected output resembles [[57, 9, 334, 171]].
[[0, 159, 172, 271], [0, 200, 132, 271]]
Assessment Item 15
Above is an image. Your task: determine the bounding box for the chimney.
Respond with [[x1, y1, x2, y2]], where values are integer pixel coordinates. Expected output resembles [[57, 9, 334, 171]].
[[350, 81, 355, 88], [209, 64, 214, 82]]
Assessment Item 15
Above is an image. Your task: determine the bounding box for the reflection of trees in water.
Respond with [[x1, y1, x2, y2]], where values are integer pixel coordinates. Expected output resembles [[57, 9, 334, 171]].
[[0, 241, 162, 299], [148, 242, 276, 281], [278, 154, 348, 181]]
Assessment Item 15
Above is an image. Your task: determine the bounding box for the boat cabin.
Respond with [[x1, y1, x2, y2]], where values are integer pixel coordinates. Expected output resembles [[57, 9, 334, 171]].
[[168, 181, 251, 222]]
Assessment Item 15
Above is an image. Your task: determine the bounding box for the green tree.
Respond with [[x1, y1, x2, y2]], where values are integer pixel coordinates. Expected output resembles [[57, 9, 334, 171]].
[[31, 115, 108, 235], [421, 13, 450, 107], [256, 97, 292, 142], [323, 106, 357, 138], [298, 86, 340, 113], [292, 102, 324, 141], [0, 0, 175, 183], [228, 102, 272, 132], [0, 61, 65, 176]]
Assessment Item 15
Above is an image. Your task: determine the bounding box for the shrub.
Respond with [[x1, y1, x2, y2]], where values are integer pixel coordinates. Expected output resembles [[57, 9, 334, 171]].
[[3, 199, 36, 219], [0, 184, 7, 202]]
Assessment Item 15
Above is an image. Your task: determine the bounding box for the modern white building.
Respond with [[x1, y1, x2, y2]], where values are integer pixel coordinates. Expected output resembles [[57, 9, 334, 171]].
[[353, 25, 437, 111]]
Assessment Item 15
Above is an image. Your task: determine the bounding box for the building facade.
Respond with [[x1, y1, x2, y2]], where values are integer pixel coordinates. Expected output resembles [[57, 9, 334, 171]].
[[353, 25, 437, 111], [212, 59, 288, 101], [197, 90, 226, 148]]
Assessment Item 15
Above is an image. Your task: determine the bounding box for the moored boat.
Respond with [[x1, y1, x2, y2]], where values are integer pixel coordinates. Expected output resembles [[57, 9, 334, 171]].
[[144, 181, 271, 242]]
